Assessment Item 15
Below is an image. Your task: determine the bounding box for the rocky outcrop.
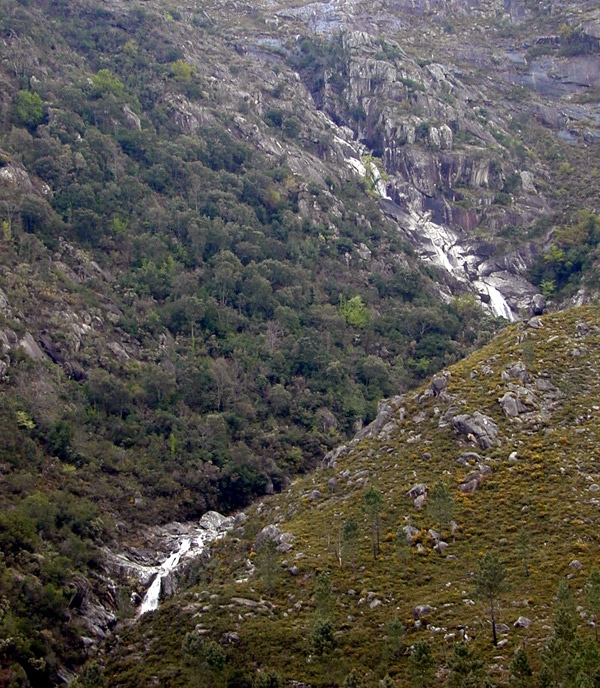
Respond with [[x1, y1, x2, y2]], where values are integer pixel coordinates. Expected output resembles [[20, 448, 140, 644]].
[[451, 412, 500, 448]]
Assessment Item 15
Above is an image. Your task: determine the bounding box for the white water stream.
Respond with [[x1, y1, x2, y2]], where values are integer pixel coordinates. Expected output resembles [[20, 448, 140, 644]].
[[383, 201, 517, 321], [136, 511, 234, 615], [139, 538, 192, 614]]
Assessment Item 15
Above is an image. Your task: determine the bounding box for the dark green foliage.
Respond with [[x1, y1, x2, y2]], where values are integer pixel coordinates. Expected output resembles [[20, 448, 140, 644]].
[[427, 480, 454, 540], [408, 639, 435, 688], [253, 669, 283, 688], [342, 668, 368, 688], [446, 642, 485, 688], [361, 486, 383, 558], [474, 553, 508, 646], [256, 537, 279, 597], [510, 648, 533, 688], [530, 211, 600, 296], [309, 618, 336, 656]]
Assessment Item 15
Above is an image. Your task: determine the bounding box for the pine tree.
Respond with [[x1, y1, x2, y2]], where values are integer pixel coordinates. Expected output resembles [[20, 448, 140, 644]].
[[362, 486, 384, 559], [474, 552, 508, 647], [342, 516, 359, 578], [446, 641, 484, 688], [586, 567, 600, 643], [256, 536, 279, 597], [408, 639, 435, 688], [386, 616, 406, 661], [516, 527, 531, 578], [510, 647, 533, 688]]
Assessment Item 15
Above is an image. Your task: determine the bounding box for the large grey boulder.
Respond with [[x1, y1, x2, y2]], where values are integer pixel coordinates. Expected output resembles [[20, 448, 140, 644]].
[[430, 376, 448, 395], [531, 293, 545, 315], [404, 525, 420, 542], [18, 333, 47, 362], [199, 511, 230, 532], [253, 524, 282, 549], [499, 392, 527, 418], [0, 288, 10, 313], [502, 362, 530, 384], [451, 412, 499, 448], [406, 483, 428, 500], [413, 604, 432, 619]]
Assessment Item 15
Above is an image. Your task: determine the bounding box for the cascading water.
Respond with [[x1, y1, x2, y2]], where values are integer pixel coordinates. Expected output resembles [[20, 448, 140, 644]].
[[139, 538, 192, 614], [380, 199, 520, 321], [136, 511, 235, 615]]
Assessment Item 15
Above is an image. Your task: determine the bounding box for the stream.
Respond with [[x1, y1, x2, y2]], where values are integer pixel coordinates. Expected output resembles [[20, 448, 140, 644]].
[[105, 511, 237, 616]]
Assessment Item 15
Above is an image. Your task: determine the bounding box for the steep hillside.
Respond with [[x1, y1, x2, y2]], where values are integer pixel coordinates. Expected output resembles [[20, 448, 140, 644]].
[[103, 305, 600, 687]]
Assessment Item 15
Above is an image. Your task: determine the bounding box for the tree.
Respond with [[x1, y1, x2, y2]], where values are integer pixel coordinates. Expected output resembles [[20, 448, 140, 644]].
[[14, 90, 43, 130], [182, 633, 226, 688], [428, 481, 454, 542], [510, 647, 533, 688], [340, 295, 370, 328], [408, 639, 435, 688], [253, 669, 283, 688], [309, 618, 336, 656], [554, 580, 576, 643], [446, 642, 484, 688], [586, 567, 600, 643], [314, 572, 332, 618], [379, 675, 395, 688], [474, 552, 508, 646], [342, 668, 368, 688], [362, 486, 384, 559], [342, 516, 359, 578], [386, 616, 405, 661], [256, 537, 279, 597]]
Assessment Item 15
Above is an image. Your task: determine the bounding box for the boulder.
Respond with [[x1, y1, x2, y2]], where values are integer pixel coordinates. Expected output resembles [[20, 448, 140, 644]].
[[451, 412, 499, 448], [460, 478, 480, 494], [322, 445, 348, 467], [502, 362, 530, 384], [499, 392, 526, 418], [327, 477, 338, 492], [404, 525, 420, 542], [18, 333, 47, 362], [430, 376, 448, 395], [199, 511, 230, 532], [459, 452, 484, 463], [528, 316, 544, 329], [413, 604, 432, 619], [407, 483, 428, 499], [253, 525, 282, 550], [514, 616, 532, 629], [413, 494, 426, 509], [531, 293, 545, 315], [569, 559, 583, 570]]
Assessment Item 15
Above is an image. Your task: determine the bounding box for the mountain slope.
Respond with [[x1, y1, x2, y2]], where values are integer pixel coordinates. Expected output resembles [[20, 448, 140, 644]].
[[104, 304, 600, 687], [0, 0, 600, 684]]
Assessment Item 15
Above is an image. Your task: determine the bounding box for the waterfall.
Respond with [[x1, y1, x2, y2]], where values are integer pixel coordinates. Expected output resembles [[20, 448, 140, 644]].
[[139, 538, 192, 614]]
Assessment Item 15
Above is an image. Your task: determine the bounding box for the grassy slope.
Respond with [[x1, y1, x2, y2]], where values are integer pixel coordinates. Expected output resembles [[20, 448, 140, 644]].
[[106, 304, 600, 686]]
